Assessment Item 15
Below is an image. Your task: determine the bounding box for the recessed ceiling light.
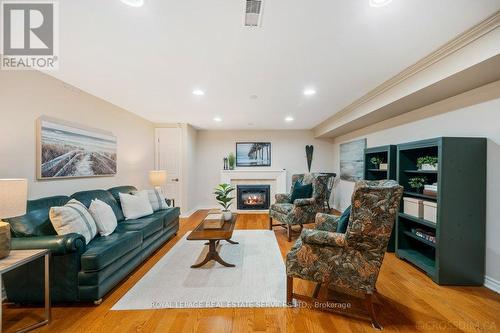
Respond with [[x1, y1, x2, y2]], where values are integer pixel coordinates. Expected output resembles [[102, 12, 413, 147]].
[[285, 116, 294, 122], [369, 0, 392, 7], [120, 0, 144, 7], [213, 117, 222, 122], [192, 89, 205, 96], [303, 88, 316, 96]]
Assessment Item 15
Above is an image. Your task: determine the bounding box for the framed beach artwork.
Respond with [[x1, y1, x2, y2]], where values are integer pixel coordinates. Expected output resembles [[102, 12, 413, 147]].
[[37, 117, 117, 179], [236, 142, 271, 167], [340, 138, 366, 182]]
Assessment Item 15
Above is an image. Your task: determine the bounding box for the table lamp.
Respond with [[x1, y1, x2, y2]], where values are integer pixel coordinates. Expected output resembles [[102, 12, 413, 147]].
[[149, 170, 167, 192], [0, 179, 28, 259]]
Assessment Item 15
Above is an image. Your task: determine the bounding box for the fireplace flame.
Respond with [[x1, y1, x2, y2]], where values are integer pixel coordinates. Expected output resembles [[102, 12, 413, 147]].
[[245, 195, 264, 205]]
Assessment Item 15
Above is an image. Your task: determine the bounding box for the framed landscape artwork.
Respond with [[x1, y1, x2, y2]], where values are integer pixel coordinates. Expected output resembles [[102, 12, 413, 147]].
[[236, 142, 271, 167], [37, 117, 117, 179], [340, 138, 366, 181]]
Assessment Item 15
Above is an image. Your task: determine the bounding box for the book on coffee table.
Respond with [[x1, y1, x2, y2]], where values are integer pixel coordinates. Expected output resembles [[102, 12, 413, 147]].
[[203, 213, 224, 229]]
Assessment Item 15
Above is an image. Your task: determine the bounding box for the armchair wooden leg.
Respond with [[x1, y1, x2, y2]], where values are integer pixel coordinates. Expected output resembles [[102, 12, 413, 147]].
[[312, 283, 321, 299], [286, 276, 293, 305], [287, 225, 292, 242], [364, 293, 382, 330], [269, 216, 273, 230]]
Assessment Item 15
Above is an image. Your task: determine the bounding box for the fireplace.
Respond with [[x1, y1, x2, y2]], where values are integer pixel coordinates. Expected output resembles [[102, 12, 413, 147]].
[[237, 185, 271, 210]]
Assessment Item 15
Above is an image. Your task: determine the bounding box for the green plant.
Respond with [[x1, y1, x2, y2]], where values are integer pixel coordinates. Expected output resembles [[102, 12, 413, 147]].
[[370, 156, 383, 167], [228, 152, 236, 169], [408, 177, 426, 190], [214, 183, 235, 211], [417, 156, 438, 169]]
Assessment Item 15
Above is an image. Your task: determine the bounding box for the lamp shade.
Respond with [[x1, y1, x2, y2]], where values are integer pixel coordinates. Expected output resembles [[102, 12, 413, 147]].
[[149, 170, 167, 187], [0, 179, 28, 219]]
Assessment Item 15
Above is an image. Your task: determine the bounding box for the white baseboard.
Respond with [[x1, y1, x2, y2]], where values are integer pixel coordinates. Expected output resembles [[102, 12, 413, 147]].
[[484, 276, 500, 293], [180, 206, 214, 218]]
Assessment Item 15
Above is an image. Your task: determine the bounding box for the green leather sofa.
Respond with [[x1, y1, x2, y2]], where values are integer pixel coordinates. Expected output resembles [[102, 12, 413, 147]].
[[4, 186, 180, 304]]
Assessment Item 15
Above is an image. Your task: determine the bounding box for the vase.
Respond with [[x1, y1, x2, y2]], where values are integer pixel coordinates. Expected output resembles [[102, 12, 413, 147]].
[[0, 221, 11, 259], [222, 210, 232, 221]]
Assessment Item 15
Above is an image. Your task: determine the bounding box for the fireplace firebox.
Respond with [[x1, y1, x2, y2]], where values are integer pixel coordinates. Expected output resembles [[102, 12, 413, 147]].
[[237, 185, 271, 210]]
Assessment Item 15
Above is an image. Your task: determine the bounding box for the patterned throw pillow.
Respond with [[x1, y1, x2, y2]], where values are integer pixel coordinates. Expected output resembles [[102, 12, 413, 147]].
[[49, 199, 98, 244], [139, 189, 170, 211]]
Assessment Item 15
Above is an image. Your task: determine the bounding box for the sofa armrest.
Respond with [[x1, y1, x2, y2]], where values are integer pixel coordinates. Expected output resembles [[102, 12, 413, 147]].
[[301, 229, 346, 248], [275, 193, 291, 204], [11, 233, 86, 255], [293, 198, 315, 206], [314, 213, 340, 232]]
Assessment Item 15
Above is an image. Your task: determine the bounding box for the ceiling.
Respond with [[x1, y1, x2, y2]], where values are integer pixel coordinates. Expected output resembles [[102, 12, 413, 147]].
[[50, 0, 500, 129]]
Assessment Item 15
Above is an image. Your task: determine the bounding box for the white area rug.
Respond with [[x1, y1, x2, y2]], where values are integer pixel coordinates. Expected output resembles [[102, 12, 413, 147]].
[[112, 230, 286, 310]]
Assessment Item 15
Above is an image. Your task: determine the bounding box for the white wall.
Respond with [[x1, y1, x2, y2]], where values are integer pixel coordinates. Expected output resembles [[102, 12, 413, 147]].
[[0, 71, 155, 199], [194, 130, 335, 209], [331, 81, 500, 287], [181, 124, 198, 215]]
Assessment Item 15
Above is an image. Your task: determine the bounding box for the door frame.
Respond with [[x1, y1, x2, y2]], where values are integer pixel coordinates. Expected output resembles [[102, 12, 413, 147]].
[[155, 125, 183, 211]]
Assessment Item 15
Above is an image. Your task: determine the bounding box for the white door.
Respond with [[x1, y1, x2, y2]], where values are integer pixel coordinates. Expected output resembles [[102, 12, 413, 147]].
[[155, 127, 182, 209]]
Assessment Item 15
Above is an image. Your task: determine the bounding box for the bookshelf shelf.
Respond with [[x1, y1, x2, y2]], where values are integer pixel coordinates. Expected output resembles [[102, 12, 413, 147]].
[[403, 231, 436, 248], [396, 137, 486, 285], [399, 213, 437, 229]]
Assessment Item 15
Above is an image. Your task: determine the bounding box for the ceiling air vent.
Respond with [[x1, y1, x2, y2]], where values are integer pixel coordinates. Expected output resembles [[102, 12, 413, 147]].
[[245, 0, 263, 27]]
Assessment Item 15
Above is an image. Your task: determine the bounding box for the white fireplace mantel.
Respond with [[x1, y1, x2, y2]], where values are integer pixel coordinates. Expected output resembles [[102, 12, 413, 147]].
[[220, 169, 288, 212], [220, 170, 287, 191]]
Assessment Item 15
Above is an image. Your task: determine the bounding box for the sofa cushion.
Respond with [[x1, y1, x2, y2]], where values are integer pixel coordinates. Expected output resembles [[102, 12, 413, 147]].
[[152, 208, 180, 228], [71, 190, 124, 222], [7, 196, 69, 237], [115, 214, 163, 239], [81, 231, 142, 271], [270, 203, 293, 215]]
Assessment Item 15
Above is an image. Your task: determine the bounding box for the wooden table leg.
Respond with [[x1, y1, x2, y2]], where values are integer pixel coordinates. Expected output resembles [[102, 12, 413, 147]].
[[225, 239, 239, 244], [191, 240, 235, 268]]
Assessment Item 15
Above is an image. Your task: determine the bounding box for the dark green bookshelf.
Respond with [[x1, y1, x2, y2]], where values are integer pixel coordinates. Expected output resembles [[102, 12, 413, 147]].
[[396, 137, 486, 285], [364, 145, 397, 251]]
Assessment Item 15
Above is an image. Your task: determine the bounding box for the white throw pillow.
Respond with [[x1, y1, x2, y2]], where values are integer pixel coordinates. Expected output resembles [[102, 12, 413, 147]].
[[119, 192, 153, 220], [89, 199, 118, 236], [139, 189, 170, 211], [49, 199, 98, 244]]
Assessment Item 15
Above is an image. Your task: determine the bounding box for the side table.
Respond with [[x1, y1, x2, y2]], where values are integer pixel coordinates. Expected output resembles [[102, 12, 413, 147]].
[[0, 249, 50, 333]]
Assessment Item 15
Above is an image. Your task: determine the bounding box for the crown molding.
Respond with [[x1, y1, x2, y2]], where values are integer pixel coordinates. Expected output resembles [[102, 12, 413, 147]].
[[314, 10, 500, 136]]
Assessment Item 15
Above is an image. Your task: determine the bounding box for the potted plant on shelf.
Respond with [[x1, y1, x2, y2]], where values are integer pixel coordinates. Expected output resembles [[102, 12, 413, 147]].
[[214, 183, 235, 221], [417, 156, 438, 171], [370, 156, 384, 170], [228, 153, 236, 170], [408, 177, 426, 193]]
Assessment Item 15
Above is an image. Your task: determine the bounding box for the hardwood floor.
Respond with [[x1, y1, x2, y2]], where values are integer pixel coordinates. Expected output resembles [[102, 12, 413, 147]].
[[4, 211, 500, 332]]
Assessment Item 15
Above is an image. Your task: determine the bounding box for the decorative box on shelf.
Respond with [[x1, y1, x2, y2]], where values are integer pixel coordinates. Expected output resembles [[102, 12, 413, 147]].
[[423, 201, 438, 223], [403, 197, 423, 219], [379, 163, 388, 170]]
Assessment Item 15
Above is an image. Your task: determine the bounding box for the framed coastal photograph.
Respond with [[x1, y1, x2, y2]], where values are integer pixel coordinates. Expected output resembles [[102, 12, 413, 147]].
[[37, 117, 117, 179], [236, 142, 271, 167], [340, 138, 366, 182]]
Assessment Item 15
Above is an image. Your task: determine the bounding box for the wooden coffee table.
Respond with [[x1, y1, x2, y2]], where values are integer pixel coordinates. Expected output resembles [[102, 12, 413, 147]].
[[187, 213, 238, 268]]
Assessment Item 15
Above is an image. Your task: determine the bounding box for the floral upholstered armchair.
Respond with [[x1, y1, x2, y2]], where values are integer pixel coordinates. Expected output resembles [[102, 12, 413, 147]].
[[269, 173, 333, 241], [286, 180, 403, 329]]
